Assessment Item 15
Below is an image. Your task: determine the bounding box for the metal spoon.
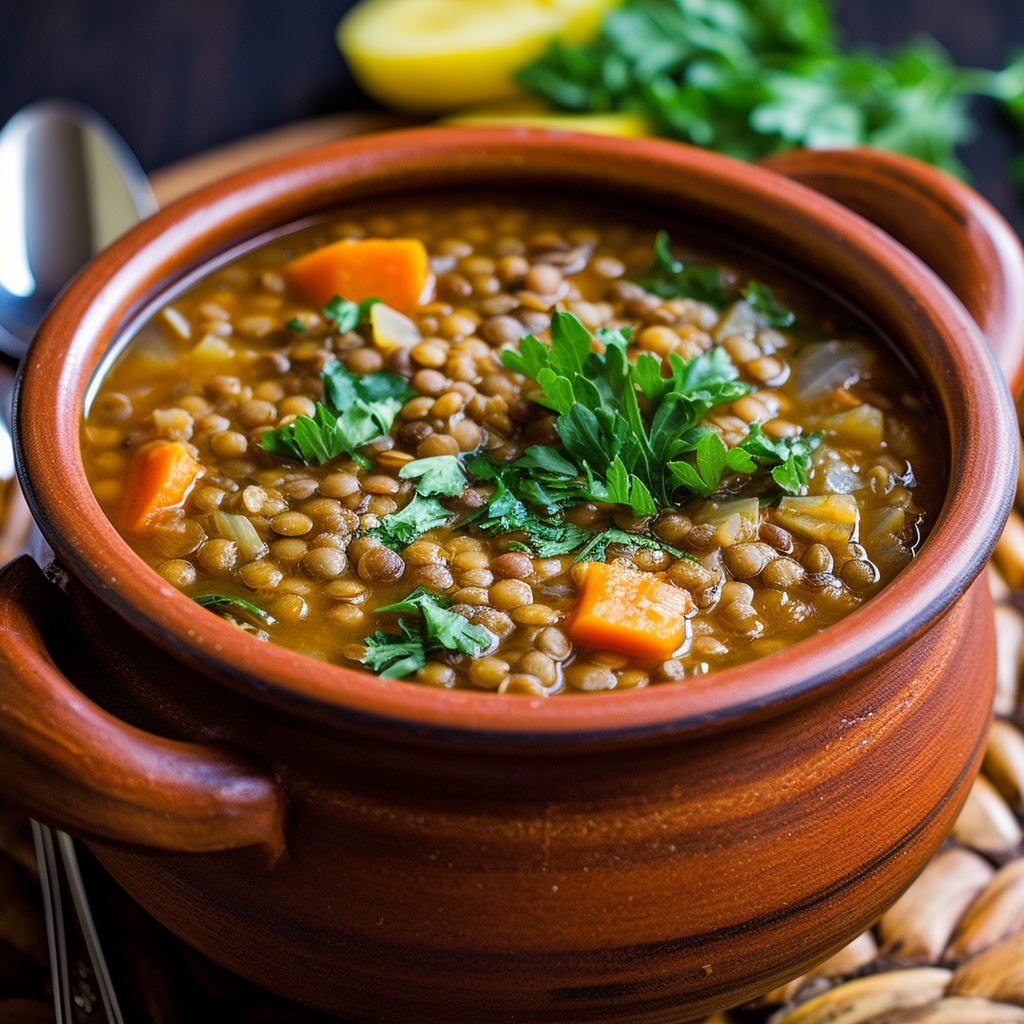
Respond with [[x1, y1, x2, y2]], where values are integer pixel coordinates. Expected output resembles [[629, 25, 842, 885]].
[[0, 98, 157, 555], [0, 98, 155, 357], [0, 98, 156, 1024]]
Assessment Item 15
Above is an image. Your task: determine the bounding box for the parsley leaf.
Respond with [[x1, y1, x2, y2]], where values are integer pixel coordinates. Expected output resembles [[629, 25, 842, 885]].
[[499, 310, 817, 518], [322, 295, 381, 332], [363, 622, 427, 679], [636, 232, 796, 327], [464, 451, 594, 554], [321, 362, 416, 423], [194, 594, 276, 626], [363, 587, 494, 679], [366, 456, 467, 550], [398, 455, 466, 496], [259, 403, 357, 465], [507, 520, 594, 557], [574, 527, 693, 564], [668, 431, 764, 497], [637, 231, 733, 305], [743, 282, 796, 329], [502, 311, 761, 511], [260, 362, 415, 467], [667, 424, 820, 498], [369, 493, 454, 550]]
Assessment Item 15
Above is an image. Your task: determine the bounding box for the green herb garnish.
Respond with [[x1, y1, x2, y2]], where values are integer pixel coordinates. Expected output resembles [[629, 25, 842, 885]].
[[742, 281, 796, 329], [260, 361, 415, 467], [637, 231, 796, 326], [516, 0, 1024, 177], [506, 312, 817, 508], [370, 493, 455, 550], [463, 450, 595, 554], [369, 456, 467, 550], [637, 231, 734, 305], [502, 311, 759, 512], [322, 295, 381, 332], [573, 527, 692, 564], [455, 311, 817, 559], [363, 587, 494, 679], [397, 455, 467, 497], [194, 594, 276, 626], [666, 423, 818, 497]]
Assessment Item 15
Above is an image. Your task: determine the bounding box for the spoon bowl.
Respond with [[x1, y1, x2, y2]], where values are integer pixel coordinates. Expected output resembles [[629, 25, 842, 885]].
[[0, 98, 155, 358]]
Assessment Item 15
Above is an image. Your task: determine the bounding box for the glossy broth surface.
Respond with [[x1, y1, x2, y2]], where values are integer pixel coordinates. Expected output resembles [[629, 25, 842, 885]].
[[82, 192, 945, 695]]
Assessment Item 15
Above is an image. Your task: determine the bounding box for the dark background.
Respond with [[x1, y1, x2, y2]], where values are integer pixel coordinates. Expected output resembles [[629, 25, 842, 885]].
[[2, 0, 1024, 231]]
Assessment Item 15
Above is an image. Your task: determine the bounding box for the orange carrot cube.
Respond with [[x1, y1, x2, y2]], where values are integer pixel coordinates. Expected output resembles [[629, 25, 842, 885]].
[[121, 440, 204, 532], [568, 560, 695, 661], [284, 237, 433, 315]]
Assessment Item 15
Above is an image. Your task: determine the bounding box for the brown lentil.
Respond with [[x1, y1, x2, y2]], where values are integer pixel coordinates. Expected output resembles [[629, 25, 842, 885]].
[[357, 546, 405, 584], [302, 547, 348, 580], [272, 512, 314, 537]]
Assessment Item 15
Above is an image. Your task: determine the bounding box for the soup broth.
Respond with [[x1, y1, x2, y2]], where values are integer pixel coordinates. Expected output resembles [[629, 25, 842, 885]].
[[81, 192, 945, 695]]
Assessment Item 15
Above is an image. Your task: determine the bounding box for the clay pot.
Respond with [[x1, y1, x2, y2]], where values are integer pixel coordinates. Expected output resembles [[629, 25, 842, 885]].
[[0, 130, 1020, 1023]]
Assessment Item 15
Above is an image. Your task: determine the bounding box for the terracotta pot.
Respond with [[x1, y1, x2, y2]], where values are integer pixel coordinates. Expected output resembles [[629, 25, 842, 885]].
[[1, 129, 1021, 1023]]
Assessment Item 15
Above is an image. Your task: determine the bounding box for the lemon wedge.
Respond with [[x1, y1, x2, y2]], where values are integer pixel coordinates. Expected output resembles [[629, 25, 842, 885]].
[[338, 0, 617, 113]]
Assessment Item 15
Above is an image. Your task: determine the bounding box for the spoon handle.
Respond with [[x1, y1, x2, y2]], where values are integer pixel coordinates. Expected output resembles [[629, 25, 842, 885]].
[[33, 822, 124, 1024]]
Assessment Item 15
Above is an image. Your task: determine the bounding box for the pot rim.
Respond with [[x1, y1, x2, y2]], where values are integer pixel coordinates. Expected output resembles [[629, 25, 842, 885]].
[[14, 126, 1018, 741]]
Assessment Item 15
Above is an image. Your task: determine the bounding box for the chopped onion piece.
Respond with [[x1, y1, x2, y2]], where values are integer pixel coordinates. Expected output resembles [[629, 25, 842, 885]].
[[792, 341, 876, 405], [712, 300, 758, 342], [694, 497, 760, 525], [774, 493, 859, 544], [369, 302, 421, 350], [823, 460, 864, 494], [189, 334, 235, 363], [864, 505, 912, 571], [822, 404, 884, 447], [160, 306, 192, 340], [211, 510, 269, 562], [692, 497, 760, 544]]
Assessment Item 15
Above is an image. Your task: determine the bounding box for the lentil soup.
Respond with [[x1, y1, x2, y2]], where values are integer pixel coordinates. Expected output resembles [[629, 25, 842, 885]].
[[81, 192, 944, 696]]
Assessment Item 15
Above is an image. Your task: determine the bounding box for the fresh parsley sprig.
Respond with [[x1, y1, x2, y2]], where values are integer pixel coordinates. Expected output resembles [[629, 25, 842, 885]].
[[194, 594, 276, 626], [363, 587, 494, 679], [261, 361, 415, 468], [369, 455, 466, 550], [574, 527, 693, 564], [638, 231, 734, 305], [500, 310, 816, 514], [322, 295, 381, 332], [668, 423, 819, 498], [637, 231, 796, 328]]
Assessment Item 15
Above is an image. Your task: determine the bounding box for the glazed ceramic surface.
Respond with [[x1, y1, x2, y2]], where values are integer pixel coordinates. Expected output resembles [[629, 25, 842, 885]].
[[0, 129, 1020, 1023]]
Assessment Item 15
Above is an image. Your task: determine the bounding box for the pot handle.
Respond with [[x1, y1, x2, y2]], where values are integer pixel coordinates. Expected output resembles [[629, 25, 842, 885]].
[[760, 147, 1024, 397], [0, 556, 286, 858]]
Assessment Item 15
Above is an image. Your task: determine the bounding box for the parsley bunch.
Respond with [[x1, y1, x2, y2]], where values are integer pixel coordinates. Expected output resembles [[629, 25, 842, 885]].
[[500, 311, 816, 517], [363, 587, 494, 679], [517, 0, 1024, 176]]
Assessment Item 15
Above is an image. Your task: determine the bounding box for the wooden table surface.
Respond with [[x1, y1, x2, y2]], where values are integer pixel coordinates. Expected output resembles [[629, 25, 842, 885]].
[[3, 0, 1024, 230]]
